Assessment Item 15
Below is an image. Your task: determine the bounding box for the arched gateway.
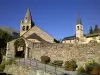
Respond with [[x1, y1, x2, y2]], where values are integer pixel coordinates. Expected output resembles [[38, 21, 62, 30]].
[[14, 38, 26, 58]]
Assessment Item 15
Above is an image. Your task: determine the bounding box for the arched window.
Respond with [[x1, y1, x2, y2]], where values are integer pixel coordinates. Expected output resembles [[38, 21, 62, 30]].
[[22, 26, 25, 31], [77, 26, 79, 30], [26, 26, 29, 30]]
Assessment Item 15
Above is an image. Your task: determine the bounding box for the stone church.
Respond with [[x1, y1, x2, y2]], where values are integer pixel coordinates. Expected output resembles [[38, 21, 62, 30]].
[[62, 13, 100, 44], [6, 8, 58, 59], [20, 8, 57, 43]]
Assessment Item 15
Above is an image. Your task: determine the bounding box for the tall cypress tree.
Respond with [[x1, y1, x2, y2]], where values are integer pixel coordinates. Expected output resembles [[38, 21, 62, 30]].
[[89, 26, 93, 34], [94, 24, 100, 33]]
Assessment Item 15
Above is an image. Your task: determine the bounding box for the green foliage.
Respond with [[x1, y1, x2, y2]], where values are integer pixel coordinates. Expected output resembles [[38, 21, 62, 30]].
[[85, 60, 100, 73], [64, 61, 71, 68], [0, 29, 14, 42], [0, 56, 16, 72], [0, 29, 16, 55], [77, 66, 86, 73], [14, 38, 25, 47], [94, 24, 100, 33], [0, 53, 2, 64], [41, 56, 51, 64], [64, 59, 77, 70], [51, 60, 63, 67], [0, 63, 5, 72], [89, 26, 93, 34], [88, 25, 100, 36]]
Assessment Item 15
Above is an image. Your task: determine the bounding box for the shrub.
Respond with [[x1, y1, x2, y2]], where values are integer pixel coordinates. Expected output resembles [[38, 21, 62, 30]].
[[77, 66, 86, 73], [41, 56, 50, 64], [85, 60, 100, 74], [64, 60, 77, 71], [5, 59, 16, 65], [51, 60, 63, 67], [0, 57, 16, 72], [0, 53, 2, 64]]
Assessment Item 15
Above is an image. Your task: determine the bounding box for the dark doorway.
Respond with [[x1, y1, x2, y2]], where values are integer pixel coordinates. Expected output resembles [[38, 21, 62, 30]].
[[14, 38, 26, 58], [15, 46, 25, 58]]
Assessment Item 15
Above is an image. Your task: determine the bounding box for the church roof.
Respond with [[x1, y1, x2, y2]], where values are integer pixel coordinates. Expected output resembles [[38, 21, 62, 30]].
[[21, 25, 58, 43], [62, 34, 87, 41], [24, 8, 35, 26], [77, 13, 82, 25], [62, 35, 76, 41], [24, 8, 32, 20]]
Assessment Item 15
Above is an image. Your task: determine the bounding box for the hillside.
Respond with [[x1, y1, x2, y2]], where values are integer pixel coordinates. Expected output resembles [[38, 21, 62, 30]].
[[0, 26, 19, 37]]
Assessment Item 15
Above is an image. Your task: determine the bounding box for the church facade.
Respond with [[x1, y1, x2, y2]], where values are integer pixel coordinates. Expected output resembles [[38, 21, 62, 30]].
[[20, 8, 57, 43], [62, 13, 100, 44], [6, 8, 58, 59]]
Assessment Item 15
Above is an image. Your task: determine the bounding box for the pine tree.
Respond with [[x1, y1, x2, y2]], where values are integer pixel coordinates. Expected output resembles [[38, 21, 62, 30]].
[[94, 24, 100, 33], [89, 26, 93, 34]]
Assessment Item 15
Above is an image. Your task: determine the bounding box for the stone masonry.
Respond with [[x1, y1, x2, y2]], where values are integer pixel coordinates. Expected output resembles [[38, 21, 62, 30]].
[[6, 39, 100, 67]]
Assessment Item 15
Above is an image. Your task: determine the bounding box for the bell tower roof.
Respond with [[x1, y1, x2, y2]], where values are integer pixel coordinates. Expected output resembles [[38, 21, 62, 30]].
[[77, 13, 82, 25], [24, 8, 32, 21]]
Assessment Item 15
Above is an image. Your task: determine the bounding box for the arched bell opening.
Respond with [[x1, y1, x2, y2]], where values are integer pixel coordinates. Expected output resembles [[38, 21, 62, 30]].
[[14, 38, 26, 58]]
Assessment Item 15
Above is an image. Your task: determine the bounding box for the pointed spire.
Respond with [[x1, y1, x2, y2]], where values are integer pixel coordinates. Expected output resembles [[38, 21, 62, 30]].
[[77, 12, 82, 25], [24, 8, 32, 21]]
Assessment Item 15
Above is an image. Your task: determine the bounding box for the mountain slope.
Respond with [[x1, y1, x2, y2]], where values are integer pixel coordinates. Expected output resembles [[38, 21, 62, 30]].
[[0, 26, 19, 37]]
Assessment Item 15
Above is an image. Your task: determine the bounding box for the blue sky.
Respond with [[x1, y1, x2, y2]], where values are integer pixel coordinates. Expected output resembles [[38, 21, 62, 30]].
[[0, 0, 100, 40]]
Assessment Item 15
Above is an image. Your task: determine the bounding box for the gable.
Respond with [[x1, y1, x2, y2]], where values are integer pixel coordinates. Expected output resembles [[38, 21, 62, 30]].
[[26, 33, 50, 43], [22, 26, 55, 43]]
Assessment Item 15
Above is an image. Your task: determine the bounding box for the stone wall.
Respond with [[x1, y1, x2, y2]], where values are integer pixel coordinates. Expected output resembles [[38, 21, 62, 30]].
[[6, 38, 100, 67], [30, 43, 100, 67]]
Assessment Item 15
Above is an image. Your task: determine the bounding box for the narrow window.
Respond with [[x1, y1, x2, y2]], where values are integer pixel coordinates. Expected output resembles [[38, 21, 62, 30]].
[[26, 26, 29, 30], [77, 26, 79, 30], [81, 26, 83, 30], [22, 26, 25, 31]]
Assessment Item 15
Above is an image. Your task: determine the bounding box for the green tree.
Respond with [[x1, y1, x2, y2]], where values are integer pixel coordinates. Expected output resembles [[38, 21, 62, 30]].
[[0, 29, 16, 55], [89, 26, 93, 34], [64, 59, 77, 71], [94, 24, 100, 33]]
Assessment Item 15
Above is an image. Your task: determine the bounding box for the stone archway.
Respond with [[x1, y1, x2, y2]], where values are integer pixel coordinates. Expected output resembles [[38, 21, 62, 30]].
[[14, 38, 26, 58]]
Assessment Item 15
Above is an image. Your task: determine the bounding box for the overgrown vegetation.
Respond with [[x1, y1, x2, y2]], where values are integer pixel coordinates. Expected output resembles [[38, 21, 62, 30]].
[[85, 60, 100, 74], [77, 66, 86, 73], [0, 56, 16, 72], [14, 38, 25, 47], [64, 59, 77, 71], [77, 60, 100, 75], [41, 56, 51, 64], [51, 60, 63, 67], [89, 24, 100, 35], [0, 29, 18, 56]]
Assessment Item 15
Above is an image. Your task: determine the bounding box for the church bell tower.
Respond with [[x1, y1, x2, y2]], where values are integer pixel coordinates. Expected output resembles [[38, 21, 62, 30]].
[[20, 8, 35, 36], [76, 13, 84, 38]]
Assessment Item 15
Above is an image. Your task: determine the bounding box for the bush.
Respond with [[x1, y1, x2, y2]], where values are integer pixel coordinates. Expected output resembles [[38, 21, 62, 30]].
[[85, 60, 100, 74], [64, 60, 77, 71], [0, 57, 16, 72], [77, 66, 86, 73], [41, 56, 50, 64], [0, 63, 5, 72], [51, 60, 63, 67], [0, 53, 2, 64]]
